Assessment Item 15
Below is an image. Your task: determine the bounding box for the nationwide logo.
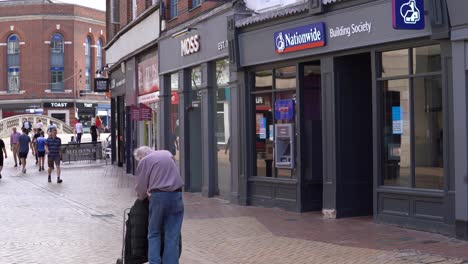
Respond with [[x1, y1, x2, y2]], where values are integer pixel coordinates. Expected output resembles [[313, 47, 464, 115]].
[[392, 0, 425, 30], [274, 23, 326, 54]]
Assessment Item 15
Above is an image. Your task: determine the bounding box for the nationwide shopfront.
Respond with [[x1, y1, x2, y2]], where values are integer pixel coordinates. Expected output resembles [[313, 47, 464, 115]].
[[159, 3, 236, 199], [232, 0, 455, 236]]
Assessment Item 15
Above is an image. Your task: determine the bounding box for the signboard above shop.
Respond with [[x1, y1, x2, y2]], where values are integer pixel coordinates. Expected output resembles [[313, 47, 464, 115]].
[[94, 78, 110, 93], [274, 22, 326, 54], [44, 102, 74, 108], [138, 55, 159, 96], [392, 0, 425, 30]]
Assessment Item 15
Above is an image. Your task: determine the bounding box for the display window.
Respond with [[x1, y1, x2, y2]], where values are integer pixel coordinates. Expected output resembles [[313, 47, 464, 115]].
[[252, 67, 297, 178], [380, 44, 443, 190]]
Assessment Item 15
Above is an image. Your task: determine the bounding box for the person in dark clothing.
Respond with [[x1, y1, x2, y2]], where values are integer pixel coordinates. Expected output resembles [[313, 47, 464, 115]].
[[0, 138, 7, 179], [18, 128, 32, 174], [90, 122, 98, 143]]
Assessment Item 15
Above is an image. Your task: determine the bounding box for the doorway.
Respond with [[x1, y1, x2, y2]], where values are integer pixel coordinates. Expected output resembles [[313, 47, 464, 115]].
[[301, 61, 323, 211], [334, 53, 373, 218], [51, 113, 66, 123]]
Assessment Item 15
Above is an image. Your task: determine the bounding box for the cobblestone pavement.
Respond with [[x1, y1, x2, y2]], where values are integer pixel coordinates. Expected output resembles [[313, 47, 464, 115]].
[[1, 146, 468, 263]]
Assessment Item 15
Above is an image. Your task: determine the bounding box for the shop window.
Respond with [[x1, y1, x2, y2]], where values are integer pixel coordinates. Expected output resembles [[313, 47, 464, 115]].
[[50, 33, 64, 91], [170, 72, 180, 161], [216, 59, 231, 199], [252, 67, 297, 178], [191, 66, 202, 102], [85, 36, 92, 91], [170, 0, 178, 18], [381, 49, 409, 78], [7, 34, 20, 92], [380, 45, 443, 190]]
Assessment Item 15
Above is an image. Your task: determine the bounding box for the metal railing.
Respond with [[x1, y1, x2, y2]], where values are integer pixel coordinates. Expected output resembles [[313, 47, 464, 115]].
[[0, 114, 73, 138]]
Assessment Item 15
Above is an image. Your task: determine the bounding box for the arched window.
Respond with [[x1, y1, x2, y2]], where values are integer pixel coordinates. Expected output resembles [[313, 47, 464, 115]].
[[96, 38, 103, 73], [85, 36, 91, 91], [50, 33, 64, 91], [7, 34, 20, 92]]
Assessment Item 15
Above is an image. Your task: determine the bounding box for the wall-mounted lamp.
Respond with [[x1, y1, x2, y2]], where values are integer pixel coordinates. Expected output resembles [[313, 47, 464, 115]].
[[171, 27, 197, 38]]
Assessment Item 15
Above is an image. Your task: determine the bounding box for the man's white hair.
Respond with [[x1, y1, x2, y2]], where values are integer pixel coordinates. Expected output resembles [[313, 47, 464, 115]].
[[133, 146, 153, 161]]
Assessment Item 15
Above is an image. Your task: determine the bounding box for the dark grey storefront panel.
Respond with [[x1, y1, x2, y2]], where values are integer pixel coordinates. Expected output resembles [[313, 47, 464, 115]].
[[238, 0, 432, 67], [159, 10, 232, 74], [248, 178, 298, 211]]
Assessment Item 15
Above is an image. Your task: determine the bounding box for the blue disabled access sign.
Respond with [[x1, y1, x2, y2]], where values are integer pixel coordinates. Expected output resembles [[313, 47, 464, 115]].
[[392, 0, 424, 30]]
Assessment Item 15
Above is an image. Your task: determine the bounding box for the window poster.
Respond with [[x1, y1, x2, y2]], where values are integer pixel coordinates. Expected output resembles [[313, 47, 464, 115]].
[[256, 113, 263, 134], [269, 125, 274, 141], [259, 117, 267, 139], [392, 106, 403, 134]]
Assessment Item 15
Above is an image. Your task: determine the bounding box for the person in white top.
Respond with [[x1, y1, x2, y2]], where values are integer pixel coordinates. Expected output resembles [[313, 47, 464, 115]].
[[74, 119, 83, 143], [47, 121, 57, 133], [36, 119, 43, 130]]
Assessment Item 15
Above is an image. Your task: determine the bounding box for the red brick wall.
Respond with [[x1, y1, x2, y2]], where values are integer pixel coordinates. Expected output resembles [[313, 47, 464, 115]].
[[0, 3, 106, 103], [164, 0, 225, 30]]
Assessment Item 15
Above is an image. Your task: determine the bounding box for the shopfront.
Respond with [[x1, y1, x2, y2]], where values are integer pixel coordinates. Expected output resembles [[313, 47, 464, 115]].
[[137, 50, 159, 149], [43, 102, 74, 125], [109, 64, 128, 168], [76, 102, 97, 132], [159, 3, 235, 199], [233, 0, 454, 235]]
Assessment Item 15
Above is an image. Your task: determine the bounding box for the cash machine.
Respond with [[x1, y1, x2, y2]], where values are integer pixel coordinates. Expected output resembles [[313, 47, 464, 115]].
[[275, 123, 294, 169]]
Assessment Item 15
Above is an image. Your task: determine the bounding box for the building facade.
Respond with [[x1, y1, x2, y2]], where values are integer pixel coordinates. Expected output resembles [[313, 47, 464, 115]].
[[0, 0, 108, 127], [229, 0, 460, 237], [105, 0, 160, 172]]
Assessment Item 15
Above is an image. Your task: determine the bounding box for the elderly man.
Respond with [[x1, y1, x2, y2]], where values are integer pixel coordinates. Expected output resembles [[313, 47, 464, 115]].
[[134, 147, 184, 264]]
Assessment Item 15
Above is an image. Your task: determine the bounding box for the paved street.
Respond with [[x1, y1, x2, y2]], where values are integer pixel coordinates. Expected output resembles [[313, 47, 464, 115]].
[[1, 146, 468, 263]]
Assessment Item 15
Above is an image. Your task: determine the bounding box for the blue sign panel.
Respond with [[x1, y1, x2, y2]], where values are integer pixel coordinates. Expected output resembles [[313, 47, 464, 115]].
[[274, 23, 326, 54], [392, 106, 403, 135], [392, 0, 424, 30], [275, 99, 295, 120]]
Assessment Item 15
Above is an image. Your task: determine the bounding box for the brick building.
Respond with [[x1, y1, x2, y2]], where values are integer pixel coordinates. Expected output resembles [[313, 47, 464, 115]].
[[0, 0, 108, 128]]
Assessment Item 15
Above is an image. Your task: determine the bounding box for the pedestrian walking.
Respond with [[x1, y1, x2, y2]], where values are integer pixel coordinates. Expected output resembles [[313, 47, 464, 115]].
[[47, 120, 57, 133], [0, 137, 7, 179], [74, 119, 83, 143], [10, 127, 21, 167], [18, 128, 32, 174], [95, 115, 103, 140], [32, 128, 40, 165], [36, 131, 46, 171], [45, 127, 62, 183], [90, 121, 98, 143], [134, 147, 184, 264], [21, 118, 32, 134], [36, 119, 44, 130]]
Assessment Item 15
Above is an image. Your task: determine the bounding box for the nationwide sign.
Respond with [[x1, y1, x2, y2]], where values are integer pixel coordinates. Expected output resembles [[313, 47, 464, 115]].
[[392, 0, 424, 30], [274, 22, 326, 54]]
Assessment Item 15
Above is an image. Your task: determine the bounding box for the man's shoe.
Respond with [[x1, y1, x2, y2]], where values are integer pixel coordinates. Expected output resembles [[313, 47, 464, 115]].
[[0, 174, 2, 179], [39, 167, 41, 172], [48, 176, 51, 183], [19, 161, 21, 166], [57, 178, 63, 184]]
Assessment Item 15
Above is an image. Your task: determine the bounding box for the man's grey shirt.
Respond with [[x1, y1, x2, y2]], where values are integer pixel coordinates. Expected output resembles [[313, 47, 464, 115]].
[[135, 150, 184, 200]]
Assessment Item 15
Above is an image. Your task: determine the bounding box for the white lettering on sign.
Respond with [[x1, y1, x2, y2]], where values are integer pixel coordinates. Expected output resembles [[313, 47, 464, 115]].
[[84, 103, 93, 107], [329, 21, 372, 39], [51, 103, 68, 107], [181, 35, 200, 56], [218, 40, 228, 51]]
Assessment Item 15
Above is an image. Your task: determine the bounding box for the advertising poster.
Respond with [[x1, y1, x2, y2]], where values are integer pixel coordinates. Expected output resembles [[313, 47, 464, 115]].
[[259, 117, 267, 139], [392, 106, 403, 134]]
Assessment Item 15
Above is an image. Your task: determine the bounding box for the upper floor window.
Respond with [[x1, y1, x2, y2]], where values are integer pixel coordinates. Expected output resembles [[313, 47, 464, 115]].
[[7, 34, 20, 92], [7, 34, 19, 55], [50, 33, 65, 91], [110, 0, 120, 24], [132, 0, 137, 20], [191, 0, 201, 8], [96, 38, 103, 72], [85, 36, 92, 91], [170, 0, 178, 18]]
